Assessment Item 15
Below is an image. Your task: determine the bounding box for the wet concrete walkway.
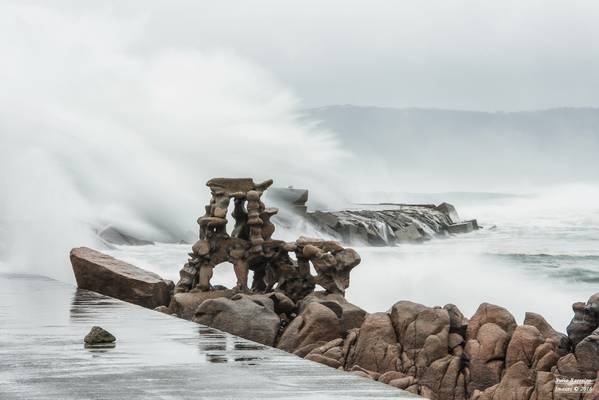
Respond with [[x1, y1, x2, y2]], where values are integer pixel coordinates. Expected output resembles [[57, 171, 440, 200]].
[[0, 273, 416, 399]]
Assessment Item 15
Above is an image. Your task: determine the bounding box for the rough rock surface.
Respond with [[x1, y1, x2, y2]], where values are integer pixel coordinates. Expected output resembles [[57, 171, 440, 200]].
[[465, 303, 517, 395], [523, 312, 569, 356], [567, 293, 599, 349], [193, 293, 280, 346], [300, 291, 366, 333], [391, 301, 451, 379], [299, 296, 599, 400], [505, 325, 544, 368], [71, 247, 173, 309], [575, 327, 599, 378], [467, 303, 517, 339], [277, 302, 341, 352], [170, 289, 237, 320], [346, 313, 400, 373]]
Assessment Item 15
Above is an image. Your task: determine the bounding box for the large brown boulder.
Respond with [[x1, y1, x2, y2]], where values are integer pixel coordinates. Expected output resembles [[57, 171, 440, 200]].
[[193, 293, 280, 346], [465, 322, 511, 394], [70, 247, 173, 309], [520, 314, 563, 374], [277, 302, 341, 352], [531, 342, 560, 372], [300, 291, 366, 333], [524, 312, 569, 356], [530, 371, 556, 400], [480, 361, 535, 400], [575, 327, 599, 378], [505, 325, 544, 368], [467, 303, 517, 340], [419, 355, 467, 400], [465, 302, 517, 395], [170, 289, 237, 320], [346, 312, 400, 374], [389, 300, 427, 341], [389, 301, 450, 377]]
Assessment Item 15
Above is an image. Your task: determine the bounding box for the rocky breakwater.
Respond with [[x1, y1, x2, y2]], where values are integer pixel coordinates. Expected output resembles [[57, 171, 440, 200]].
[[70, 243, 599, 399], [70, 244, 599, 399], [274, 296, 599, 400], [306, 202, 479, 245]]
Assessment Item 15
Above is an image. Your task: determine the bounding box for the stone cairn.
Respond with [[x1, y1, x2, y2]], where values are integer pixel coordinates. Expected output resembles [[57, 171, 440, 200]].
[[174, 178, 361, 301]]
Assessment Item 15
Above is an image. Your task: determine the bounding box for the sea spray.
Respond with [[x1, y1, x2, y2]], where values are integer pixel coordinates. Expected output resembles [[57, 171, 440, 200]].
[[0, 3, 349, 281]]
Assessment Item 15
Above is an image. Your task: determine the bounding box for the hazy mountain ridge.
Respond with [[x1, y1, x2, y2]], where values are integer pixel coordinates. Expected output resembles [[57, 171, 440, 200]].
[[302, 105, 599, 190]]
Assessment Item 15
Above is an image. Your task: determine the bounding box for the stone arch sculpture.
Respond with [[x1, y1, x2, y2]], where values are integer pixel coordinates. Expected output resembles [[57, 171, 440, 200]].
[[174, 178, 361, 301]]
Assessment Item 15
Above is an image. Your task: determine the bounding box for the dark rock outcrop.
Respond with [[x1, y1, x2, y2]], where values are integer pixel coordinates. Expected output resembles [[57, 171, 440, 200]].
[[445, 303, 469, 337], [306, 203, 479, 246], [71, 247, 173, 309], [567, 293, 599, 349]]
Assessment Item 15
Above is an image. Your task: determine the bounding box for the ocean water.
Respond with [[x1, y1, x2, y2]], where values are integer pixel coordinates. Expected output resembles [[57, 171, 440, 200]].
[[105, 184, 599, 334]]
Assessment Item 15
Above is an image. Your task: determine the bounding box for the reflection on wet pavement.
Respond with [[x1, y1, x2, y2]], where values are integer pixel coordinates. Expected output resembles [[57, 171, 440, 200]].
[[0, 273, 417, 399]]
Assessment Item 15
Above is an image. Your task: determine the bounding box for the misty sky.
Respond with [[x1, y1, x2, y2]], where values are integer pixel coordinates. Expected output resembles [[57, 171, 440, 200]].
[[16, 0, 599, 111]]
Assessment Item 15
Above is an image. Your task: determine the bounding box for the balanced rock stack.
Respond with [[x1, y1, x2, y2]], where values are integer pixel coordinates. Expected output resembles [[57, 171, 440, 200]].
[[172, 178, 361, 301], [163, 178, 364, 348]]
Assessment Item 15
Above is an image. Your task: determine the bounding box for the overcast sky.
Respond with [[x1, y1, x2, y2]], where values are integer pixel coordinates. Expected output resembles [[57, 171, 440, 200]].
[[14, 0, 599, 111]]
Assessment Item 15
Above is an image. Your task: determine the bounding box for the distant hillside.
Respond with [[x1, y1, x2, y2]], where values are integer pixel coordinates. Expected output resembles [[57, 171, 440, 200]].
[[301, 106, 599, 190]]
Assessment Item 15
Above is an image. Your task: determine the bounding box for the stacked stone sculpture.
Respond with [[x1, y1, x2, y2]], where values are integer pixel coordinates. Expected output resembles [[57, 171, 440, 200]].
[[174, 178, 361, 301]]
